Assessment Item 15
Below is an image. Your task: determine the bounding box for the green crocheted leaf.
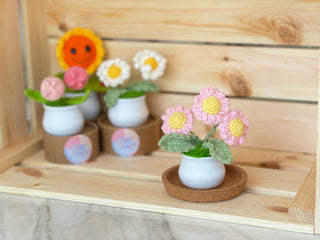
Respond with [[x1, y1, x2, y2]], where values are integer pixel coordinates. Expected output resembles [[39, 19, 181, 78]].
[[65, 90, 90, 105], [158, 133, 199, 153], [84, 76, 109, 92], [131, 80, 159, 93], [54, 72, 64, 80], [24, 89, 47, 103], [203, 139, 233, 164], [104, 87, 128, 108]]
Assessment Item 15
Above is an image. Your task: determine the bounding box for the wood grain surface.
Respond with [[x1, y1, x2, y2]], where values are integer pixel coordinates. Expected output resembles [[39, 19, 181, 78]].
[[48, 39, 319, 101], [44, 0, 320, 46]]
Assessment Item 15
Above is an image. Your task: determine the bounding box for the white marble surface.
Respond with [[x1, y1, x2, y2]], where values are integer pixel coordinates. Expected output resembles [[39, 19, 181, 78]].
[[0, 193, 319, 240]]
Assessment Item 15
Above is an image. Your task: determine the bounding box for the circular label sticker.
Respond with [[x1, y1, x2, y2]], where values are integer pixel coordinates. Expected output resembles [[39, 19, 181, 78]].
[[64, 134, 92, 164], [111, 129, 140, 157]]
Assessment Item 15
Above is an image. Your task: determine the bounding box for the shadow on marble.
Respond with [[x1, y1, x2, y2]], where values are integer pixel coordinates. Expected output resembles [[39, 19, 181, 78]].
[[0, 193, 319, 240]]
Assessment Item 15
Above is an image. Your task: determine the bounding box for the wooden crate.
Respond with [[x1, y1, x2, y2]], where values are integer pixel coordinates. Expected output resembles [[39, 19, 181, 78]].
[[0, 0, 319, 234]]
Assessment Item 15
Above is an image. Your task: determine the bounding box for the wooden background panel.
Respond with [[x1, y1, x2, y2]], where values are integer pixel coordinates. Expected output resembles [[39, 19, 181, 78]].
[[48, 39, 319, 101], [148, 93, 317, 154], [44, 0, 320, 46], [0, 0, 29, 149]]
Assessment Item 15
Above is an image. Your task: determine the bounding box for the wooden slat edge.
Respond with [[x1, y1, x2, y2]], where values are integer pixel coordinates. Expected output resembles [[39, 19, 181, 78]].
[[21, 150, 307, 198], [0, 165, 313, 234], [288, 164, 315, 225], [21, 0, 50, 131], [0, 131, 43, 173]]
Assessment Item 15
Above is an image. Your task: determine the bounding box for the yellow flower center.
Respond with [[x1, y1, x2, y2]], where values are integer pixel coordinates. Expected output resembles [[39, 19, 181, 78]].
[[202, 97, 221, 115], [144, 57, 158, 70], [107, 65, 122, 79], [229, 118, 245, 137], [168, 112, 186, 130]]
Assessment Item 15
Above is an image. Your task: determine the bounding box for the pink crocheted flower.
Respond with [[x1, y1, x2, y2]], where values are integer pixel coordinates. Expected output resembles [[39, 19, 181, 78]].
[[161, 105, 194, 135], [64, 66, 89, 90], [219, 110, 249, 145], [192, 88, 230, 125], [40, 77, 65, 101]]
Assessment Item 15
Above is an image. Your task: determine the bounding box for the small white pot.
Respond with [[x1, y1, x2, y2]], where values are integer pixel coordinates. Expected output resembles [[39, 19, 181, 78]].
[[42, 104, 84, 136], [178, 154, 225, 189], [108, 95, 149, 128], [66, 91, 101, 120]]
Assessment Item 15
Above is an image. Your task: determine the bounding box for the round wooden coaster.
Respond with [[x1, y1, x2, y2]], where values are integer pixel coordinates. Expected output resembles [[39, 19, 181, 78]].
[[162, 164, 247, 203]]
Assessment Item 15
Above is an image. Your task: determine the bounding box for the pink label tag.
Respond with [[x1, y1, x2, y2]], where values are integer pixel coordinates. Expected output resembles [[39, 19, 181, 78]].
[[111, 129, 140, 157], [64, 134, 92, 164]]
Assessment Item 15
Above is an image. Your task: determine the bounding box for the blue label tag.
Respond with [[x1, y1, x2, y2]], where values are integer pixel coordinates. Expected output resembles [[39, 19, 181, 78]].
[[111, 129, 140, 157], [64, 134, 92, 164]]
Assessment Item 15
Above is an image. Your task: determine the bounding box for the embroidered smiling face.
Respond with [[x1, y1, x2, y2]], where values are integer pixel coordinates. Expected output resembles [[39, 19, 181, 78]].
[[56, 28, 105, 74], [63, 35, 97, 69]]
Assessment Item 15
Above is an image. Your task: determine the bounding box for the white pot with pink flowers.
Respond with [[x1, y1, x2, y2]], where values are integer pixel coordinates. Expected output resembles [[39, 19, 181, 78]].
[[24, 76, 90, 136], [97, 49, 167, 128], [159, 88, 249, 190]]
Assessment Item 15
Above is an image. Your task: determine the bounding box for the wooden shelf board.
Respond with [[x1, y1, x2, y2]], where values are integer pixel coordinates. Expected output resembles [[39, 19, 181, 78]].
[[289, 164, 316, 225], [0, 164, 313, 234], [0, 147, 313, 233]]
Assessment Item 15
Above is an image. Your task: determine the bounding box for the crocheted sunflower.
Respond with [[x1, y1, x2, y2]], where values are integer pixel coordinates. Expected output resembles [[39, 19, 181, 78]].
[[56, 27, 105, 74]]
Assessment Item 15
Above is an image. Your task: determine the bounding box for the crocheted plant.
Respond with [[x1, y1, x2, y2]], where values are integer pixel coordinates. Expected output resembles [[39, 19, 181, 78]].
[[55, 27, 108, 93], [97, 49, 167, 108], [158, 88, 249, 164], [25, 76, 90, 106]]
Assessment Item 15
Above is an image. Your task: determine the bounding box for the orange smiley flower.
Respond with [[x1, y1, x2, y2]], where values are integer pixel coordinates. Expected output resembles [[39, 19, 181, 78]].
[[56, 27, 105, 74]]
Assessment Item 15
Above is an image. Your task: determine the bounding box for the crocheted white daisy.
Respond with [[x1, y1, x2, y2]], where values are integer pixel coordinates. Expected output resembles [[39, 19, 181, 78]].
[[133, 49, 166, 81], [97, 58, 130, 87]]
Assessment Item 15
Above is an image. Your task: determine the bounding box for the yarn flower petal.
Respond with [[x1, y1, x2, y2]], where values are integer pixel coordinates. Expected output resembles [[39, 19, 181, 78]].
[[64, 66, 89, 90], [192, 88, 230, 125], [56, 27, 105, 74], [133, 49, 166, 81], [161, 105, 194, 135], [96, 58, 131, 87], [40, 77, 65, 101], [219, 110, 249, 146]]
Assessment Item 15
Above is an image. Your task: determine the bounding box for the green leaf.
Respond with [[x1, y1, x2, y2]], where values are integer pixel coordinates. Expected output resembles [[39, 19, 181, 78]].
[[85, 76, 109, 92], [24, 89, 47, 103], [158, 133, 199, 153], [65, 90, 91, 105], [203, 139, 233, 164], [131, 80, 159, 93], [104, 87, 128, 108], [54, 72, 65, 80]]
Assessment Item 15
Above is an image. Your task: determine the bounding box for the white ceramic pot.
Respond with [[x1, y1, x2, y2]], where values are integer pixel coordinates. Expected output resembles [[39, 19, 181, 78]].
[[178, 154, 225, 189], [66, 91, 101, 120], [108, 95, 149, 128], [42, 104, 84, 136]]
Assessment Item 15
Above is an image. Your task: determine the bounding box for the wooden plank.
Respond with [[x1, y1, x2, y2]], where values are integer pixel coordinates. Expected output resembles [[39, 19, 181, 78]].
[[289, 164, 315, 224], [0, 0, 29, 149], [315, 48, 320, 234], [0, 131, 43, 173], [45, 0, 320, 46], [148, 93, 317, 154], [48, 39, 319, 101], [154, 148, 315, 172], [21, 0, 51, 132], [0, 165, 312, 233], [20, 150, 308, 198]]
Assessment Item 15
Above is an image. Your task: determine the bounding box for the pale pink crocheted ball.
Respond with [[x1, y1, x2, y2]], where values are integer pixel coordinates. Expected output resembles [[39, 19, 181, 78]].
[[40, 77, 65, 101], [219, 110, 249, 146], [192, 88, 230, 125], [161, 105, 194, 135], [64, 66, 89, 90]]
